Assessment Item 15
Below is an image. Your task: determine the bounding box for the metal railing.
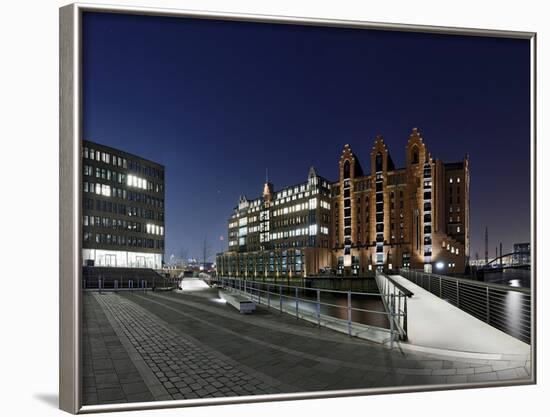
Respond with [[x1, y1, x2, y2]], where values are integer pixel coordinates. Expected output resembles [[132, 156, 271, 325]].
[[399, 268, 531, 344], [375, 272, 412, 341], [219, 277, 409, 347], [83, 276, 180, 292]]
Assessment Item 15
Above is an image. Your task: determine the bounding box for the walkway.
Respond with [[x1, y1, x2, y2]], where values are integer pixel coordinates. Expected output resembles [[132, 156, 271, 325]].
[[82, 289, 531, 405], [390, 275, 531, 358]]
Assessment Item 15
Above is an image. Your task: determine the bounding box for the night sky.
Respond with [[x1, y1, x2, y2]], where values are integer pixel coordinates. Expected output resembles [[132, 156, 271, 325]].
[[82, 12, 531, 263]]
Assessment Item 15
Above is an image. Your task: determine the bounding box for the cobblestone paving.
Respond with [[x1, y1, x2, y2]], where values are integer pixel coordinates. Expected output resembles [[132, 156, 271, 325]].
[[129, 292, 532, 388], [82, 295, 154, 405], [93, 292, 290, 401], [83, 290, 532, 405]]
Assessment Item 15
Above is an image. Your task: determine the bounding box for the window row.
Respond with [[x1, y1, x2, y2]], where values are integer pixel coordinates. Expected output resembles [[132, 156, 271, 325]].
[[83, 146, 164, 180], [83, 182, 164, 208], [83, 165, 164, 194], [83, 215, 164, 235], [83, 198, 164, 221], [83, 147, 127, 168], [83, 232, 164, 249]]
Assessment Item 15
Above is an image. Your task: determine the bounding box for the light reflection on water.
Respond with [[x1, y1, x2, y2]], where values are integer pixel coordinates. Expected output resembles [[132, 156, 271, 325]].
[[484, 269, 531, 342], [484, 269, 531, 288]]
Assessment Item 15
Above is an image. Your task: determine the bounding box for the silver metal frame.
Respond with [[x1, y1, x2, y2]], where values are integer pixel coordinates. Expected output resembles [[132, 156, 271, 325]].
[[59, 2, 537, 414]]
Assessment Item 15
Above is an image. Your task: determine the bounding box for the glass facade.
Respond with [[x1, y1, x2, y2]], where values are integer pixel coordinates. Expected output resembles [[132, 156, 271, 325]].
[[82, 140, 165, 269]]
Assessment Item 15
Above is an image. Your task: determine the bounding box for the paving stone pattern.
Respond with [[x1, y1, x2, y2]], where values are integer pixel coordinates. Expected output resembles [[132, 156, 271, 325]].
[[135, 292, 532, 388], [82, 295, 154, 405], [83, 290, 532, 405], [93, 292, 289, 402]]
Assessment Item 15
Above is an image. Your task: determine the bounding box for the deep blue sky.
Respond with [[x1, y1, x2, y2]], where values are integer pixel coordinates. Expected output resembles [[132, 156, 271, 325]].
[[82, 12, 531, 262]]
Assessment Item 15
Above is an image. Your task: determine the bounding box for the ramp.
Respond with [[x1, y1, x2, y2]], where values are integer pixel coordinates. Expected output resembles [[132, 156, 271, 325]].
[[390, 275, 530, 358]]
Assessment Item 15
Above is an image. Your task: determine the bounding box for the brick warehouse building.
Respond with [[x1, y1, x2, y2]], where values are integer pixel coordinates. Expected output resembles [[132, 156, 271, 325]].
[[82, 140, 165, 269], [217, 128, 469, 277]]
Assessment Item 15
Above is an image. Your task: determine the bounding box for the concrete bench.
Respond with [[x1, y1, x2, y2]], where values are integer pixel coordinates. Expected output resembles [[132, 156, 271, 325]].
[[219, 290, 256, 314]]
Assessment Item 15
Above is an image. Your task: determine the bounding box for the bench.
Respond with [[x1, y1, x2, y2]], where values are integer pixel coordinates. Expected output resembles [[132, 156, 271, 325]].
[[218, 290, 256, 314]]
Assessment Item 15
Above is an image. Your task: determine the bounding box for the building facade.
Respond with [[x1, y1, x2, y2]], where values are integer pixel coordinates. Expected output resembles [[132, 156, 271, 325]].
[[513, 242, 531, 265], [82, 140, 165, 269], [217, 128, 470, 277], [217, 167, 332, 278]]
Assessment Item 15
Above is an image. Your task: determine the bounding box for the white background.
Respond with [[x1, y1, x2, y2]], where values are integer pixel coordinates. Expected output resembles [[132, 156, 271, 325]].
[[0, 0, 547, 415]]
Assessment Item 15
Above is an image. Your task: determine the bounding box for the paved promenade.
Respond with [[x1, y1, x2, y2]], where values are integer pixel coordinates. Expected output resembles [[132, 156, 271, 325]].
[[82, 288, 531, 405]]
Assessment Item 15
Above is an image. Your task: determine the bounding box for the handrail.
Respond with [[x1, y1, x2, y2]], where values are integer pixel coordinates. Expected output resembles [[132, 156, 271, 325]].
[[218, 276, 408, 347], [399, 268, 531, 344], [406, 268, 530, 293], [380, 273, 414, 297], [374, 272, 410, 341]]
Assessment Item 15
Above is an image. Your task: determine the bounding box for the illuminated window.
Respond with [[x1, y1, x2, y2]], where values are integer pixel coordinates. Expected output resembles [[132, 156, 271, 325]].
[[449, 178, 453, 183], [101, 184, 111, 197], [309, 198, 318, 210]]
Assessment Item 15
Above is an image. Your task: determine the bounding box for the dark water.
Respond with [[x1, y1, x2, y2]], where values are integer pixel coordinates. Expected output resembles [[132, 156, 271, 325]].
[[482, 269, 531, 343], [245, 284, 390, 329], [483, 268, 531, 288]]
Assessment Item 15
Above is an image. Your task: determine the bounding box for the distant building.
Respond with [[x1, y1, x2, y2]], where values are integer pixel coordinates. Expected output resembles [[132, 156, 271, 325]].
[[217, 167, 332, 278], [513, 242, 530, 265], [82, 140, 165, 269], [217, 128, 470, 276]]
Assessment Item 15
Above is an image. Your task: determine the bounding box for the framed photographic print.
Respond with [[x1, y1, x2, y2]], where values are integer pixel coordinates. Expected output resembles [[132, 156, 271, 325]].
[[59, 2, 536, 414]]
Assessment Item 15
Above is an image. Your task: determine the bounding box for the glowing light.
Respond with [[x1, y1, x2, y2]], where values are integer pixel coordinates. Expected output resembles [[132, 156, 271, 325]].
[[436, 262, 444, 270]]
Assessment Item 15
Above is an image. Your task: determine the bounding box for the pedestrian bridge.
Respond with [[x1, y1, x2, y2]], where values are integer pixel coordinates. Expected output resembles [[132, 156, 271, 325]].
[[389, 274, 529, 358]]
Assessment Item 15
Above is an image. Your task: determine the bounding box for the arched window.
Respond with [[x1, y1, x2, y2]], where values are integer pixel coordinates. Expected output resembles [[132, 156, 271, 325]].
[[411, 146, 419, 164], [375, 153, 383, 172], [343, 160, 350, 179]]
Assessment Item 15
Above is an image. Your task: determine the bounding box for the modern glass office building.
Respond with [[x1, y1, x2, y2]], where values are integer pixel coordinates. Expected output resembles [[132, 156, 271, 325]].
[[81, 140, 165, 269]]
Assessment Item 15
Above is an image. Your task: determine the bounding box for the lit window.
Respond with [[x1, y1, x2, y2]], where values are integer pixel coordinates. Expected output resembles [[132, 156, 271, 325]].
[[309, 198, 318, 210], [449, 178, 453, 183], [457, 178, 461, 183], [457, 226, 461, 233], [101, 184, 111, 197]]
